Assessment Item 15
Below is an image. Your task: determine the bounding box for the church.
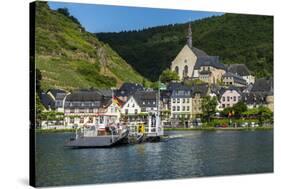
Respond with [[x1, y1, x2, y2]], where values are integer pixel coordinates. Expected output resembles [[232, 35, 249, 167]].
[[170, 23, 226, 84]]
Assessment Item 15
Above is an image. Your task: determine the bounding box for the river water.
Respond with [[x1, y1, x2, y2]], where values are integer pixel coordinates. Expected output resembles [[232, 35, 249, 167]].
[[35, 130, 273, 187]]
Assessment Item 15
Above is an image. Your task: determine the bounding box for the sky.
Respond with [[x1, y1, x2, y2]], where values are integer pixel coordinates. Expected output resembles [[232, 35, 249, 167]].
[[48, 1, 223, 33]]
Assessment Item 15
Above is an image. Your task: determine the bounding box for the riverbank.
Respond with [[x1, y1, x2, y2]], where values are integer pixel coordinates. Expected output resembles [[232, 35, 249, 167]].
[[35, 126, 273, 133], [164, 126, 273, 131], [36, 128, 76, 133]]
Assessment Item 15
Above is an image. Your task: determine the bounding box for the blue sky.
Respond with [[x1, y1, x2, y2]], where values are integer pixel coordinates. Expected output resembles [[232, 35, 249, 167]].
[[48, 1, 223, 33]]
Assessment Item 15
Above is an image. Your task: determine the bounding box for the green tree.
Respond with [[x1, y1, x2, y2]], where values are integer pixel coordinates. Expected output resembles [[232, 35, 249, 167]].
[[257, 106, 273, 125], [201, 96, 218, 122], [232, 101, 247, 117], [159, 69, 179, 83], [35, 93, 45, 128]]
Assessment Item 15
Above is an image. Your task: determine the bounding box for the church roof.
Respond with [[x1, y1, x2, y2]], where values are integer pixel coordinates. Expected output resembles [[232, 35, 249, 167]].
[[194, 55, 225, 70], [191, 47, 208, 57]]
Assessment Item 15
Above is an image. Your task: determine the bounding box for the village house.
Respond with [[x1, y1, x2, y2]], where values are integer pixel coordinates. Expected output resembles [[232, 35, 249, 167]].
[[167, 82, 192, 126], [64, 90, 121, 128], [218, 86, 241, 110], [242, 77, 274, 111], [227, 64, 255, 85], [170, 23, 225, 84], [39, 92, 55, 111], [46, 89, 68, 112], [191, 84, 210, 117], [121, 90, 157, 116], [222, 72, 247, 87], [160, 90, 172, 125], [115, 82, 144, 103]]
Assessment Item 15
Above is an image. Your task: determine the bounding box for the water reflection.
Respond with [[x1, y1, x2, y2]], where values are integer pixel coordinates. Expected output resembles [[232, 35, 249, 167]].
[[36, 131, 273, 187]]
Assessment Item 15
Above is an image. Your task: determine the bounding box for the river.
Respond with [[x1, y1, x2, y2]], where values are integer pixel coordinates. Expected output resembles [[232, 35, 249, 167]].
[[35, 130, 273, 187]]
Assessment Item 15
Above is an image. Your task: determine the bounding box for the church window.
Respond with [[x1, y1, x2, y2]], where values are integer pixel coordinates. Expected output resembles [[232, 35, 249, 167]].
[[184, 59, 187, 63], [175, 66, 179, 74], [184, 65, 188, 76]]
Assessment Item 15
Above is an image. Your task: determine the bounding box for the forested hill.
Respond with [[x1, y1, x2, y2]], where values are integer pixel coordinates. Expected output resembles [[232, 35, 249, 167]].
[[35, 2, 146, 91], [96, 14, 273, 81]]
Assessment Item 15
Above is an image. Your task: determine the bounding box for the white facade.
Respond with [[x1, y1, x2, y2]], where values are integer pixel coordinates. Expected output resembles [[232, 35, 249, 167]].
[[242, 75, 255, 85], [170, 97, 192, 118], [170, 45, 197, 80], [121, 96, 141, 115]]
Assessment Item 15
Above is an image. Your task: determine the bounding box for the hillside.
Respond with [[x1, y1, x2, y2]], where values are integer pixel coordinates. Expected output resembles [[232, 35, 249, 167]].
[[96, 13, 273, 81], [35, 2, 146, 91]]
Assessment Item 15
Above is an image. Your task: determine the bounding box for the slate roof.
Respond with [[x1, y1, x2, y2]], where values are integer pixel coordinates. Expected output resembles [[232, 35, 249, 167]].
[[251, 77, 273, 94], [133, 91, 157, 108], [218, 86, 242, 99], [228, 64, 251, 76], [222, 72, 247, 85], [167, 82, 190, 91], [167, 82, 191, 98], [241, 92, 267, 105], [64, 90, 110, 109], [40, 92, 55, 110], [191, 84, 209, 97], [115, 83, 144, 97], [194, 56, 225, 70], [191, 47, 208, 57], [47, 89, 67, 100], [160, 90, 172, 100]]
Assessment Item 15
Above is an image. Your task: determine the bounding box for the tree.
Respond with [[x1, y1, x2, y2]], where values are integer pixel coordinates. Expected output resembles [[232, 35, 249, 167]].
[[159, 69, 179, 83], [201, 96, 218, 122], [35, 93, 45, 128], [257, 106, 273, 125], [232, 101, 247, 117], [36, 68, 42, 93]]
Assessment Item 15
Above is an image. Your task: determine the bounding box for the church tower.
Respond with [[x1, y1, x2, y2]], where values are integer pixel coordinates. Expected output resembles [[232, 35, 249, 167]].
[[187, 23, 192, 48]]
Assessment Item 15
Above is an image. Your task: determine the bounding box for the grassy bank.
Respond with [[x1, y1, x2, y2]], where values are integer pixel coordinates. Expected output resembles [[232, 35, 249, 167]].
[[36, 128, 76, 133], [164, 126, 273, 131]]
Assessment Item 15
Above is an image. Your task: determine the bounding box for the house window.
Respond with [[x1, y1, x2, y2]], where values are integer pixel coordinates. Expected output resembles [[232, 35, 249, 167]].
[[177, 98, 180, 103], [186, 98, 189, 103], [132, 104, 135, 108], [127, 103, 130, 107], [177, 106, 180, 111], [222, 97, 225, 102], [187, 106, 190, 111], [172, 106, 176, 111], [70, 109, 75, 113], [173, 98, 176, 103], [80, 117, 84, 123], [134, 109, 138, 115], [125, 109, 128, 115], [99, 116, 104, 124], [183, 98, 185, 103], [70, 118, 74, 123], [182, 106, 185, 111], [89, 109, 93, 113], [227, 97, 230, 102], [89, 117, 93, 123], [234, 96, 237, 101], [79, 109, 84, 113], [222, 104, 225, 108]]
